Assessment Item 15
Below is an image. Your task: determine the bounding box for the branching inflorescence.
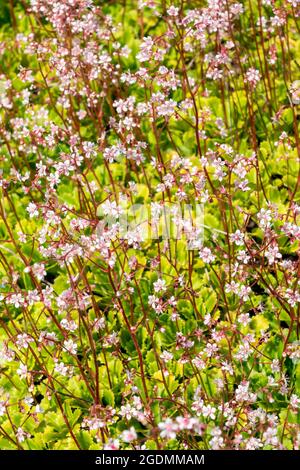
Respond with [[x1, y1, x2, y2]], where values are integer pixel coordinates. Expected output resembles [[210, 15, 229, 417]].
[[0, 0, 299, 450]]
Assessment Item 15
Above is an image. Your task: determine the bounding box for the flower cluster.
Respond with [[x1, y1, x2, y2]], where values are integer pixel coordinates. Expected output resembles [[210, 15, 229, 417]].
[[0, 0, 299, 451]]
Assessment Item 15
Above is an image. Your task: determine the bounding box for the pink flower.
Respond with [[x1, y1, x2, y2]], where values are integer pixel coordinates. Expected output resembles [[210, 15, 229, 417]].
[[290, 394, 300, 411], [104, 439, 119, 450], [153, 278, 167, 293], [121, 427, 137, 442], [26, 202, 39, 218], [17, 364, 28, 379], [16, 427, 29, 443], [167, 6, 179, 17], [202, 404, 216, 420], [199, 247, 215, 263], [230, 229, 244, 246], [63, 339, 78, 355], [158, 418, 178, 439], [245, 68, 261, 89]]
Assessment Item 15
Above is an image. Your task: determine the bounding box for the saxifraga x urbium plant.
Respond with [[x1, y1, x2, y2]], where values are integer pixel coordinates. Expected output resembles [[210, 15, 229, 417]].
[[0, 0, 299, 450]]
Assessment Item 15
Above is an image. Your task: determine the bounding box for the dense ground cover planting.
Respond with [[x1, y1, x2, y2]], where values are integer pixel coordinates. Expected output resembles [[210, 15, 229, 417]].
[[0, 0, 299, 450]]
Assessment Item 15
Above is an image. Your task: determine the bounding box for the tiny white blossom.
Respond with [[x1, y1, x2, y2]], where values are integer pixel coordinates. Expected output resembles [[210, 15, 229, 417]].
[[120, 426, 137, 442]]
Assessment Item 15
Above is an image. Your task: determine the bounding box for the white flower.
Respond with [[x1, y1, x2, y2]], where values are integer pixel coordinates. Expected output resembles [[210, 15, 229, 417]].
[[137, 36, 154, 62], [26, 202, 39, 218], [16, 333, 34, 349], [265, 244, 282, 264], [192, 356, 206, 369], [16, 427, 28, 443], [199, 247, 215, 263], [120, 404, 135, 420], [237, 249, 250, 264], [0, 401, 6, 416], [221, 361, 234, 375], [104, 439, 119, 450], [262, 426, 278, 446], [257, 208, 272, 229], [60, 319, 78, 332], [204, 313, 212, 325], [245, 68, 260, 89], [230, 229, 244, 246], [153, 278, 167, 293], [160, 350, 173, 362], [101, 200, 123, 218], [121, 426, 137, 442], [93, 318, 105, 330], [83, 417, 105, 431], [35, 404, 44, 414], [38, 331, 57, 347], [63, 339, 77, 355], [284, 288, 300, 307], [239, 285, 251, 301], [167, 6, 179, 16], [54, 361, 72, 377], [209, 427, 224, 449], [24, 396, 34, 406], [17, 363, 28, 379], [290, 80, 300, 104], [271, 359, 280, 373], [25, 263, 47, 281], [245, 437, 263, 450], [191, 397, 204, 416], [8, 293, 24, 308], [175, 416, 196, 430], [235, 381, 257, 403], [290, 394, 300, 411], [158, 418, 177, 439], [237, 313, 250, 326], [0, 345, 14, 363], [234, 342, 252, 361], [77, 109, 87, 120], [156, 99, 177, 117], [201, 404, 216, 420]]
